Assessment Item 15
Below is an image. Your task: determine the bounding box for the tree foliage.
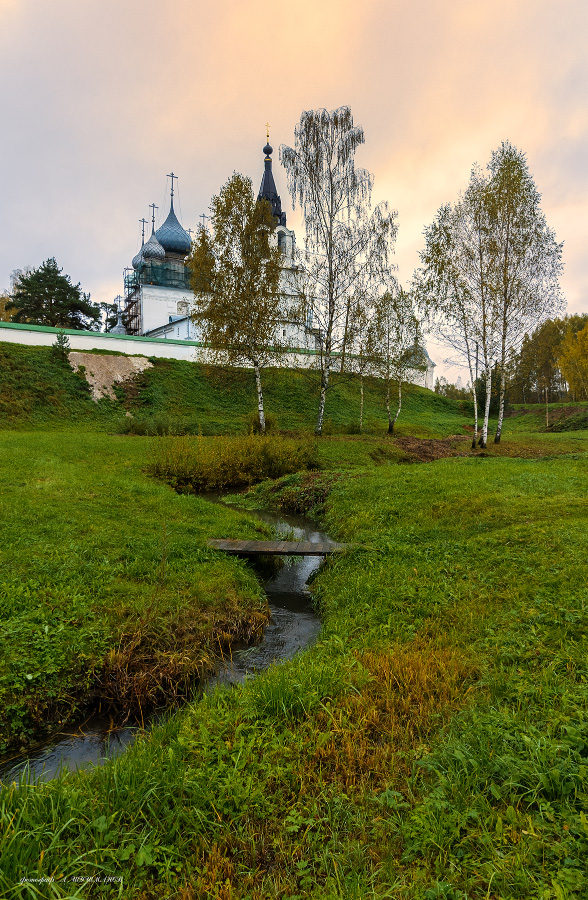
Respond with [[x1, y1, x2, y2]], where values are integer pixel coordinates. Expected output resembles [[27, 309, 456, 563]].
[[416, 142, 563, 446], [369, 289, 422, 433], [280, 106, 398, 435], [7, 259, 99, 330], [509, 314, 588, 403], [558, 322, 588, 400], [187, 173, 284, 433], [0, 294, 14, 322]]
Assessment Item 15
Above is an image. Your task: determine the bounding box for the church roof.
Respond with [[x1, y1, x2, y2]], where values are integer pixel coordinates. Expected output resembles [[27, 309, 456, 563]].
[[142, 229, 166, 261], [258, 142, 286, 226], [155, 198, 191, 256]]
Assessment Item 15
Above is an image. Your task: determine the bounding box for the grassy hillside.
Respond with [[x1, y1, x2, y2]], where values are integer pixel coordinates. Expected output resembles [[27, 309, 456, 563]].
[[0, 342, 470, 436]]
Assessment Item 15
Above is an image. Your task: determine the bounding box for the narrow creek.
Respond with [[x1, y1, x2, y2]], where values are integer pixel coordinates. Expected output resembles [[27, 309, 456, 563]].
[[0, 500, 329, 784]]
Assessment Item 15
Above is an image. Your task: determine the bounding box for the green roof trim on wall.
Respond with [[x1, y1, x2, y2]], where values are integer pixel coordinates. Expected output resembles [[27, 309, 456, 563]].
[[0, 321, 320, 356]]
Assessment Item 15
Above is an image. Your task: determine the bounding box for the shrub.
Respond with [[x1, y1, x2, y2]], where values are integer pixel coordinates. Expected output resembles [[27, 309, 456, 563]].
[[244, 410, 278, 434], [50, 330, 71, 363], [148, 433, 320, 492]]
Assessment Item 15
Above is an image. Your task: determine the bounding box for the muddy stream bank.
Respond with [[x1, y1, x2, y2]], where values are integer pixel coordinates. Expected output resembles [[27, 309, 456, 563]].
[[0, 499, 329, 784]]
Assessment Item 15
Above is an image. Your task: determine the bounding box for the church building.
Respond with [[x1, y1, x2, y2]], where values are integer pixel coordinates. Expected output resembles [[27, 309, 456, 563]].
[[119, 142, 434, 388], [122, 143, 309, 347]]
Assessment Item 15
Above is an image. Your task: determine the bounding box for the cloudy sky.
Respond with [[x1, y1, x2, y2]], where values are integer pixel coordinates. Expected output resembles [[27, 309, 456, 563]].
[[1, 0, 586, 374]]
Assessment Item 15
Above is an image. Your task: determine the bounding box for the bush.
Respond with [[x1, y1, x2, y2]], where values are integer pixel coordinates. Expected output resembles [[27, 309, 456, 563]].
[[148, 433, 320, 492], [51, 330, 71, 363], [244, 410, 278, 434]]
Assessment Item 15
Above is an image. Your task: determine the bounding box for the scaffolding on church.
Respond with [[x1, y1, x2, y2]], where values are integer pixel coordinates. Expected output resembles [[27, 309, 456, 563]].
[[123, 262, 192, 335]]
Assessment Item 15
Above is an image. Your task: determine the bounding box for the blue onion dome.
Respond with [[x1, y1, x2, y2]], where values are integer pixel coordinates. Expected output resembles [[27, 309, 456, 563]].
[[263, 142, 273, 157], [132, 246, 144, 269], [155, 198, 191, 256], [142, 230, 166, 261]]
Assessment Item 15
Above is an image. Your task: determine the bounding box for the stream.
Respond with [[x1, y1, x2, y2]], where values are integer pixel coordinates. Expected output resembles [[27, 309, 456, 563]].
[[0, 501, 328, 784]]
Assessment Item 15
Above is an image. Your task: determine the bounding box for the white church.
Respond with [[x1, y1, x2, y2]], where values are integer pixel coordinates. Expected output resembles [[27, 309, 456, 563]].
[[121, 143, 312, 350], [119, 142, 435, 388]]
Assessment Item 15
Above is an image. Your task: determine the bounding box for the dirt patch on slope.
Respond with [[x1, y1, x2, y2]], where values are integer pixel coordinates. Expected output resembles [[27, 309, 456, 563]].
[[507, 405, 586, 424], [394, 435, 472, 462], [69, 352, 153, 402]]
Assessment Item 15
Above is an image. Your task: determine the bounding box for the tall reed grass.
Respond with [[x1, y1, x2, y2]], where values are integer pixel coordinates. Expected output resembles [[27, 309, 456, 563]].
[[148, 433, 320, 492]]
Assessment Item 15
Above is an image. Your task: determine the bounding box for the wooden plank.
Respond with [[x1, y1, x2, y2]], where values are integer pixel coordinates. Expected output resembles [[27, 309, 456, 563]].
[[207, 539, 348, 556]]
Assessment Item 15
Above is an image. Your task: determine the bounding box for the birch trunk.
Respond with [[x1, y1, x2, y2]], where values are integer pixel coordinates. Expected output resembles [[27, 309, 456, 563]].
[[359, 373, 364, 433], [390, 380, 402, 433], [545, 386, 549, 428], [494, 370, 506, 443], [386, 379, 392, 433], [479, 367, 492, 448], [253, 361, 266, 434], [463, 323, 478, 448], [471, 381, 479, 449], [315, 352, 331, 435]]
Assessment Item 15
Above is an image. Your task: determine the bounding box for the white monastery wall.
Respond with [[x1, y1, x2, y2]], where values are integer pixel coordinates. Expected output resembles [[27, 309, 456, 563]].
[[0, 322, 434, 385]]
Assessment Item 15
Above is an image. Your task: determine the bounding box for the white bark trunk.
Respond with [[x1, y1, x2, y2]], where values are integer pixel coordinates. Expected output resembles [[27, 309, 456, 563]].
[[360, 373, 364, 433], [386, 379, 392, 433], [315, 353, 331, 435], [390, 380, 402, 433], [479, 367, 492, 448], [471, 381, 479, 449], [253, 362, 266, 434], [494, 370, 506, 443]]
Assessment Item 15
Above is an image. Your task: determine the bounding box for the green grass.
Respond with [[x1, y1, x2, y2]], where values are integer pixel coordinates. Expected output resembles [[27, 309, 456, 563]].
[[0, 432, 271, 754], [0, 344, 124, 428], [1, 429, 588, 898], [0, 341, 470, 437], [2, 341, 588, 900]]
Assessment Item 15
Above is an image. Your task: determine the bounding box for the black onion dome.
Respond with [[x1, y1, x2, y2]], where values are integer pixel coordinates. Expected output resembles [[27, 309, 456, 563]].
[[142, 230, 165, 261], [263, 142, 273, 157], [155, 198, 191, 255]]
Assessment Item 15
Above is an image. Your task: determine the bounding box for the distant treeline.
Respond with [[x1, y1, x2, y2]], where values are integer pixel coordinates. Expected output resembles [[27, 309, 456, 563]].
[[436, 314, 588, 407]]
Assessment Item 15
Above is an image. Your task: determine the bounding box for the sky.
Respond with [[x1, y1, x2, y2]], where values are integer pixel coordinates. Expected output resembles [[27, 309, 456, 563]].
[[1, 0, 586, 377]]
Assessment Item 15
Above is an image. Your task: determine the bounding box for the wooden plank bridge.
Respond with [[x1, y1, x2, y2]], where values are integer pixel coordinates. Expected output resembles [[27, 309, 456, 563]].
[[207, 539, 347, 557]]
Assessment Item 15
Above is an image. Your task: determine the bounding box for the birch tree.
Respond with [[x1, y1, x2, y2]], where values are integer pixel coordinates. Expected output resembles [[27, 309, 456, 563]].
[[416, 203, 484, 447], [187, 174, 284, 434], [370, 288, 422, 434], [280, 107, 397, 435], [484, 142, 564, 442], [417, 170, 501, 447]]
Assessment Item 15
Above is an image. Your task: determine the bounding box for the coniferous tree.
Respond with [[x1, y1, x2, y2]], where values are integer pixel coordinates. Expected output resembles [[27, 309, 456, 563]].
[[7, 259, 99, 329]]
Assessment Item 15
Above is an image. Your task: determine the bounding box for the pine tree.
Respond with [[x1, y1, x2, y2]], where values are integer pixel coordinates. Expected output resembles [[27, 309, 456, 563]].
[[7, 258, 99, 330]]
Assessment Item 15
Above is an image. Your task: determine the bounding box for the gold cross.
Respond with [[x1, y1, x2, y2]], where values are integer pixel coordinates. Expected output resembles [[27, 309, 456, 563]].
[[266, 121, 270, 141]]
